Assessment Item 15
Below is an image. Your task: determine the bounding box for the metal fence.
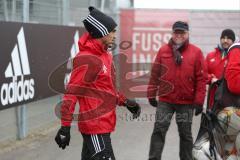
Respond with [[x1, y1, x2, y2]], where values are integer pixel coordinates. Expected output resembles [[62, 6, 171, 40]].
[[0, 0, 120, 26]]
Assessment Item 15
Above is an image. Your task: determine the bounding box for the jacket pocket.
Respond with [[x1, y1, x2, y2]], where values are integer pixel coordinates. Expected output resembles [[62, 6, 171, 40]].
[[179, 76, 195, 101]]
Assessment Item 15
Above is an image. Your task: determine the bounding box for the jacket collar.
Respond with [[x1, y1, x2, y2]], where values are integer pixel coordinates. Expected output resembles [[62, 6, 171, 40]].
[[168, 38, 189, 52], [78, 32, 107, 55], [216, 44, 228, 58]]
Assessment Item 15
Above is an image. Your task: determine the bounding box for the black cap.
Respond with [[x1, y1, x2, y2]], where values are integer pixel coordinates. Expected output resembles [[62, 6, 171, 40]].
[[83, 6, 117, 38], [172, 21, 189, 31], [221, 29, 235, 42]]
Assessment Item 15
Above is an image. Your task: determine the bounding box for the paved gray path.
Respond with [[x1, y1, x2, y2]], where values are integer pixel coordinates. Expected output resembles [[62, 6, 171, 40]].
[[0, 102, 201, 160]]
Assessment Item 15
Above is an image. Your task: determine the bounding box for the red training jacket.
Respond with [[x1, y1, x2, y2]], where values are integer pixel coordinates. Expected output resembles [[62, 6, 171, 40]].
[[205, 48, 228, 83], [61, 33, 126, 134], [225, 43, 240, 95]]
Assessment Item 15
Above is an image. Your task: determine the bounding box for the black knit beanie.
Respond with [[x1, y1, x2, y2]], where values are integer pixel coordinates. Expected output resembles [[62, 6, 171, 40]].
[[83, 6, 117, 38], [221, 29, 235, 42]]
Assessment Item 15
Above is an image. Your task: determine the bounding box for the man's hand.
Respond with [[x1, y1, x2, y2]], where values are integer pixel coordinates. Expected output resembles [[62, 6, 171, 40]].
[[211, 74, 218, 84], [124, 99, 141, 119], [55, 126, 71, 150], [148, 98, 158, 107]]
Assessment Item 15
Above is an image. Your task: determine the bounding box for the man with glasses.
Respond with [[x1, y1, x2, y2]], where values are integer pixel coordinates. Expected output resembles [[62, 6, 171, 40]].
[[147, 21, 207, 160]]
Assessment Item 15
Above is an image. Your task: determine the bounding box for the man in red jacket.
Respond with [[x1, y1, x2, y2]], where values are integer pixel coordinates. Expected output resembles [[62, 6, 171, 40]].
[[225, 42, 240, 94], [147, 21, 207, 160], [205, 29, 235, 108], [206, 29, 235, 84], [223, 42, 240, 160], [54, 7, 141, 160]]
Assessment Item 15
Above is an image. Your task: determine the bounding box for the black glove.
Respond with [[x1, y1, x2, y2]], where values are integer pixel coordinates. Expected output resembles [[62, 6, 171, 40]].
[[148, 98, 158, 107], [124, 99, 141, 119], [194, 105, 203, 116], [55, 126, 71, 150]]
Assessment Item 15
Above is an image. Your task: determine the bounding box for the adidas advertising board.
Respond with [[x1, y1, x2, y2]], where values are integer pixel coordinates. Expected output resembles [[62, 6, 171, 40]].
[[1, 27, 35, 106], [0, 22, 85, 110]]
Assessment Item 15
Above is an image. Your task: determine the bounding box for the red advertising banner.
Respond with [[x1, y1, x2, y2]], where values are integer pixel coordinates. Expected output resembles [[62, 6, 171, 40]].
[[119, 9, 189, 98]]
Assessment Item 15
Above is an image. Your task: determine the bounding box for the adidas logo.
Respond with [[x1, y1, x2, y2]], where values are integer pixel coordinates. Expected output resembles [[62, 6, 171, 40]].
[[1, 27, 35, 106], [64, 31, 79, 86], [102, 64, 107, 74]]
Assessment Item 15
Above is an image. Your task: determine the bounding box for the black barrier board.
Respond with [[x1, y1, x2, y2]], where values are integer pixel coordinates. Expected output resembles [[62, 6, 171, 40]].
[[0, 21, 85, 110]]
